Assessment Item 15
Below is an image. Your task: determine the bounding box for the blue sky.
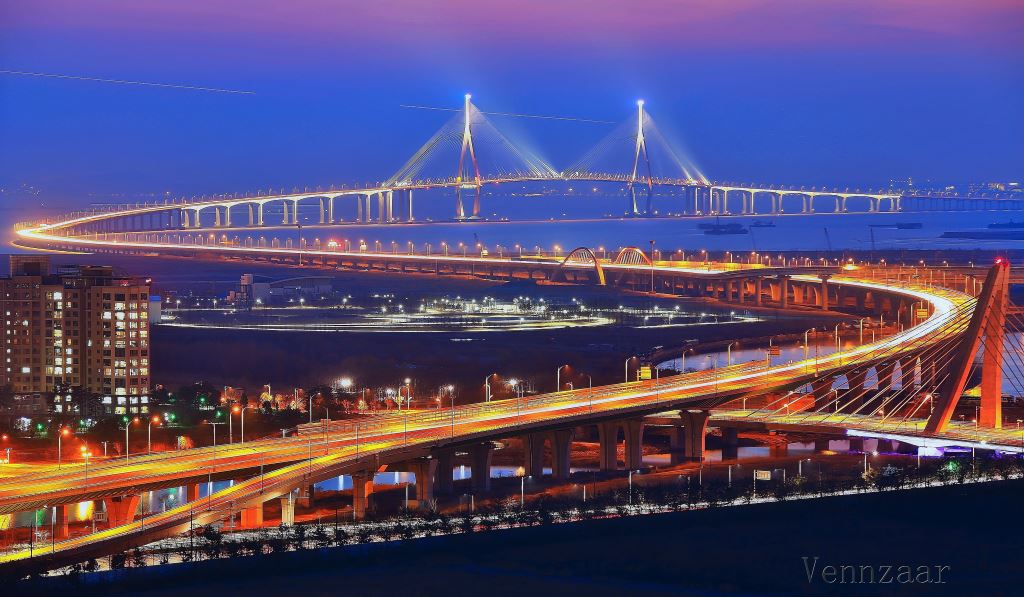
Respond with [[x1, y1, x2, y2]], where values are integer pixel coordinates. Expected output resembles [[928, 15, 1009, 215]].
[[1, 0, 1021, 213]]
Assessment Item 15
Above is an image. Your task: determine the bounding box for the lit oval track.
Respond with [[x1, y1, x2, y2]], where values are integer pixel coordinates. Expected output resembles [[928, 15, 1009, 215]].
[[0, 217, 981, 573]]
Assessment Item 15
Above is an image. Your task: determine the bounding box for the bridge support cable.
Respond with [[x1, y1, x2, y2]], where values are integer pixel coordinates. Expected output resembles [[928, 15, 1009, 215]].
[[385, 94, 557, 220], [562, 100, 706, 217], [926, 263, 1010, 433], [737, 295, 975, 428]]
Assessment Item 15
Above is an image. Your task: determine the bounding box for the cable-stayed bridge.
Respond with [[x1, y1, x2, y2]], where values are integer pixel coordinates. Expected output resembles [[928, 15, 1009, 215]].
[[17, 95, 1024, 241]]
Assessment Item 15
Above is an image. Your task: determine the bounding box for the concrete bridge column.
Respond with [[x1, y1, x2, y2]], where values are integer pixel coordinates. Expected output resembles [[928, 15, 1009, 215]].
[[811, 377, 835, 411], [257, 202, 265, 226], [410, 458, 438, 507], [876, 362, 897, 392], [328, 196, 335, 223], [291, 199, 301, 225], [848, 437, 865, 452], [721, 427, 739, 460], [551, 429, 575, 480], [471, 443, 494, 492], [214, 206, 222, 227], [281, 200, 290, 225], [351, 472, 374, 520], [248, 204, 255, 227], [680, 410, 709, 461], [755, 277, 763, 306], [623, 420, 645, 470], [407, 189, 414, 222], [814, 438, 831, 452], [297, 484, 316, 508], [54, 504, 70, 540], [364, 194, 373, 223], [356, 195, 364, 222], [319, 198, 326, 224], [597, 421, 619, 470], [224, 205, 232, 227], [845, 370, 869, 413], [898, 357, 917, 389], [103, 495, 140, 528], [280, 491, 296, 525], [876, 439, 894, 453], [184, 483, 200, 504], [240, 505, 264, 529], [523, 433, 545, 477], [668, 426, 686, 465], [819, 275, 831, 310], [433, 449, 454, 495], [780, 276, 790, 308], [769, 432, 789, 457], [386, 191, 394, 222]]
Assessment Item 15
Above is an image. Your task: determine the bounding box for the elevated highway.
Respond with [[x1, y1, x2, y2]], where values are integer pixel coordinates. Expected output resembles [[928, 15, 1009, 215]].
[[0, 269, 1008, 575]]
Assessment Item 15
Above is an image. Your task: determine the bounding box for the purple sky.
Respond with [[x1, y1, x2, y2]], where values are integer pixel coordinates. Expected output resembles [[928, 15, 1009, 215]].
[[1, 0, 1021, 209]]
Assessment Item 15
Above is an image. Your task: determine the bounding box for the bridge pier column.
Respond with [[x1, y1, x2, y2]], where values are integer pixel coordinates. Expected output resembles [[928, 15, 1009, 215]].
[[668, 426, 686, 465], [471, 443, 494, 493], [876, 439, 894, 453], [844, 370, 869, 413], [523, 433, 545, 477], [224, 206, 232, 227], [407, 189, 414, 222], [184, 483, 200, 504], [755, 277, 763, 305], [769, 434, 789, 458], [721, 427, 739, 460], [551, 429, 575, 480], [319, 198, 326, 224], [257, 203, 265, 226], [240, 503, 265, 529], [433, 448, 454, 495], [411, 458, 438, 508], [848, 437, 865, 452], [819, 275, 831, 310], [214, 207, 222, 227], [281, 200, 290, 225], [280, 492, 296, 525], [248, 204, 255, 226], [103, 495, 140, 528], [296, 483, 316, 508], [328, 196, 335, 223], [54, 504, 70, 540], [597, 422, 619, 470], [356, 195, 364, 222], [680, 410, 709, 461], [351, 472, 374, 520], [814, 438, 831, 452], [623, 420, 645, 470], [898, 357, 917, 389], [779, 276, 790, 308]]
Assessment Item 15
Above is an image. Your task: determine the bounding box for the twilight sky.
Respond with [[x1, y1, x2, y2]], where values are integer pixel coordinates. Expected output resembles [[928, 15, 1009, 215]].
[[0, 0, 1021, 208]]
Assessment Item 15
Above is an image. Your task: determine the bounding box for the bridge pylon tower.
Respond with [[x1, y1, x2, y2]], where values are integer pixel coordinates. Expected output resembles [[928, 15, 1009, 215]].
[[925, 260, 1010, 433], [456, 93, 483, 220], [628, 99, 655, 217]]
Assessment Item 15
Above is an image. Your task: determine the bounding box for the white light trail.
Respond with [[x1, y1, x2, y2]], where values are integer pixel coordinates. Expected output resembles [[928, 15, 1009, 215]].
[[0, 70, 256, 95]]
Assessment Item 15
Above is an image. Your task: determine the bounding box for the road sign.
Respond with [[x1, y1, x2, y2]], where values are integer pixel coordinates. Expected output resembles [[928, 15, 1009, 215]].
[[768, 346, 781, 356], [638, 366, 652, 380], [754, 470, 772, 481]]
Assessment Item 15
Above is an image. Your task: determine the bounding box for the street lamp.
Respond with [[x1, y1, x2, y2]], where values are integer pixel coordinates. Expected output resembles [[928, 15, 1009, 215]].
[[401, 378, 412, 409], [484, 373, 498, 402], [57, 427, 71, 469], [82, 447, 92, 484], [726, 342, 736, 366], [124, 417, 140, 463], [624, 356, 636, 383], [148, 415, 161, 454], [556, 365, 570, 392]]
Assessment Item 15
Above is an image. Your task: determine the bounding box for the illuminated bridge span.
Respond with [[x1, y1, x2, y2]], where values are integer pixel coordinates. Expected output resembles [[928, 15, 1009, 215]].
[[15, 95, 1024, 248], [0, 263, 1017, 575]]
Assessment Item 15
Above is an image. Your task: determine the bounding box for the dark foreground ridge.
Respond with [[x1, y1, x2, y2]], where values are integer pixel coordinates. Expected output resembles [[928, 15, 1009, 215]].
[[20, 478, 1022, 597]]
